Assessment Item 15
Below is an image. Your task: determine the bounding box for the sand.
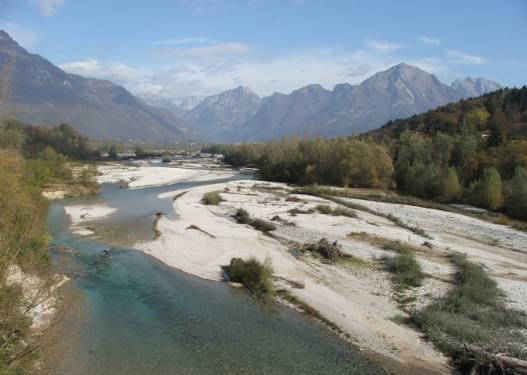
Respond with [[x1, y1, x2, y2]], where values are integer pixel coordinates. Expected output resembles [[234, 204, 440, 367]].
[[97, 163, 235, 189], [64, 204, 117, 235]]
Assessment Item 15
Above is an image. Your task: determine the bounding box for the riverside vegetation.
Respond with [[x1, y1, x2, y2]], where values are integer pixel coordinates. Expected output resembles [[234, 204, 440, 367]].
[[205, 87, 527, 222], [0, 119, 99, 373]]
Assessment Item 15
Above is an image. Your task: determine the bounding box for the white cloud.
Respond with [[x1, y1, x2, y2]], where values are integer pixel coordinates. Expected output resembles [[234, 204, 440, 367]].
[[59, 58, 147, 84], [0, 22, 37, 47], [31, 0, 65, 16], [154, 37, 217, 45], [447, 50, 486, 65], [366, 39, 402, 53], [418, 36, 441, 46], [60, 42, 406, 100], [155, 43, 251, 61]]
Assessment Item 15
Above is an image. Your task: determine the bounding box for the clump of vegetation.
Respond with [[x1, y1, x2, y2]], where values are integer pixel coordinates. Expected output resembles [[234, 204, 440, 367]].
[[382, 241, 412, 254], [287, 207, 315, 216], [223, 257, 274, 297], [201, 191, 224, 205], [414, 254, 527, 370], [250, 218, 277, 233], [382, 252, 424, 288], [315, 204, 357, 218], [285, 195, 303, 202], [233, 209, 276, 233], [234, 208, 252, 224], [303, 238, 350, 262]]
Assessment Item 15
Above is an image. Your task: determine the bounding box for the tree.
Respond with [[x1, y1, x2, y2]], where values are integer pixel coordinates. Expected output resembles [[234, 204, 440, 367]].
[[469, 168, 503, 210], [439, 167, 462, 200], [108, 145, 118, 160], [506, 166, 527, 220]]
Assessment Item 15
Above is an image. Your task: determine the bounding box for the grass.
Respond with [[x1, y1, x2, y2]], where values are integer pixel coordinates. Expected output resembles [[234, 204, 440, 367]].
[[288, 207, 315, 216], [285, 195, 303, 202], [382, 252, 424, 288], [413, 254, 527, 366], [223, 257, 274, 297], [201, 191, 224, 205], [382, 241, 413, 254], [315, 204, 357, 218]]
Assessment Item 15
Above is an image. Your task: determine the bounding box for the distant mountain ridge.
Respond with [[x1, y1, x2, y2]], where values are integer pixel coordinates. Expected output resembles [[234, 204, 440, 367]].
[[0, 30, 502, 142], [148, 64, 502, 142], [0, 30, 192, 141]]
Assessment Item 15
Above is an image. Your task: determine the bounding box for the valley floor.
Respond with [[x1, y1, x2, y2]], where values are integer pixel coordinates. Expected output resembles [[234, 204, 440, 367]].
[[74, 163, 527, 374]]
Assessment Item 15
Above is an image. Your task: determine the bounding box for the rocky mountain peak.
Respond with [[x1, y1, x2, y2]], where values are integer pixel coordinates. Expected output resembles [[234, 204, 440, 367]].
[[452, 77, 502, 98]]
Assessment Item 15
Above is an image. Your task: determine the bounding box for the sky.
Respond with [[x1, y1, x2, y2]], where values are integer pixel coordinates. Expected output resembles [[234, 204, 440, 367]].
[[1, 0, 526, 101]]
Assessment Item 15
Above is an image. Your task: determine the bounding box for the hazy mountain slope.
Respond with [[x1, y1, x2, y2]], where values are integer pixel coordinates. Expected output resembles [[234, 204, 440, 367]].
[[171, 64, 501, 142], [452, 77, 503, 99], [182, 86, 262, 142], [0, 30, 191, 141], [239, 64, 499, 140]]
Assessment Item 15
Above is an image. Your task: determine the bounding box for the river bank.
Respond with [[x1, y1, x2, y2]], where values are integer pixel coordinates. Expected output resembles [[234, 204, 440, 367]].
[[62, 159, 527, 374]]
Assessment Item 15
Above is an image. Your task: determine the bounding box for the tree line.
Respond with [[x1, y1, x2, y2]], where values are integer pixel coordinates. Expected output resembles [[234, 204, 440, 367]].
[[205, 87, 527, 221]]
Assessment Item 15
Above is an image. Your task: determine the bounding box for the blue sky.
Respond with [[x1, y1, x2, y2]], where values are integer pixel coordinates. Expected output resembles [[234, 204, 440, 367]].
[[1, 0, 526, 100]]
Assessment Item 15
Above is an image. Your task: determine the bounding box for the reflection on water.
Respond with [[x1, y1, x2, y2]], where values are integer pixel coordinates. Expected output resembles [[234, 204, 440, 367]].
[[46, 170, 384, 374]]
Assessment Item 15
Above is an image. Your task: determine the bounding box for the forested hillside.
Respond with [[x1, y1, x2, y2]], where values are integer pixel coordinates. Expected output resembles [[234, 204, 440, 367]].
[[206, 87, 527, 221]]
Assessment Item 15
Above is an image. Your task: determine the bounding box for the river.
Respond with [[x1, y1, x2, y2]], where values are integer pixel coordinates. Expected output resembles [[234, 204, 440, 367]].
[[44, 166, 385, 374]]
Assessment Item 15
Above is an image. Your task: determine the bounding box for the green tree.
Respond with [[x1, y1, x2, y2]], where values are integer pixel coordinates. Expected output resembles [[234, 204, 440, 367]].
[[470, 168, 504, 210], [439, 167, 462, 200], [506, 166, 527, 220]]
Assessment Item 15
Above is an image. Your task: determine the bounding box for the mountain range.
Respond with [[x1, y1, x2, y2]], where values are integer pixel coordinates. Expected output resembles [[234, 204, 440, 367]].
[[0, 30, 192, 142], [0, 30, 502, 142], [155, 64, 501, 142]]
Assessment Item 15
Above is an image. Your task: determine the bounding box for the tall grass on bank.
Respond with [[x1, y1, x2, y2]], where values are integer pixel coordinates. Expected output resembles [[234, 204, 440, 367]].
[[414, 254, 527, 367], [381, 243, 424, 288]]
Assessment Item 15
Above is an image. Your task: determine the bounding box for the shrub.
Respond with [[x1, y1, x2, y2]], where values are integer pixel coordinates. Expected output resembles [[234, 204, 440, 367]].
[[234, 208, 251, 224], [224, 257, 274, 296], [202, 191, 224, 205], [304, 238, 347, 261], [250, 218, 277, 233], [288, 207, 315, 216], [383, 252, 424, 288]]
